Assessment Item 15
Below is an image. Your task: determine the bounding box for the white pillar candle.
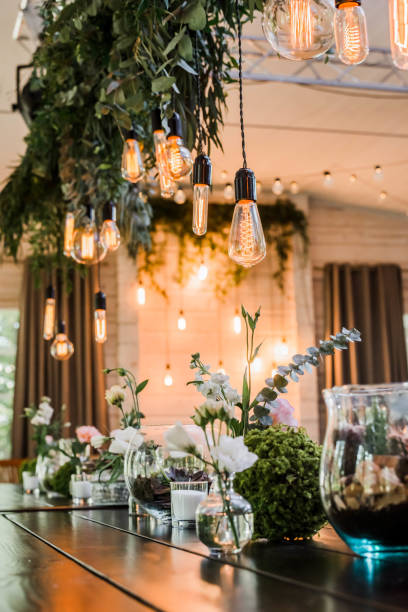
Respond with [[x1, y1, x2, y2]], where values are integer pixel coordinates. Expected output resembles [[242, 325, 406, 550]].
[[171, 489, 207, 521], [72, 480, 92, 499]]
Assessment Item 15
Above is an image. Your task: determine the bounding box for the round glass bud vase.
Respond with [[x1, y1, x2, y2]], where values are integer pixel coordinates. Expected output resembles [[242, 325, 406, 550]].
[[196, 475, 254, 556], [321, 384, 408, 557]]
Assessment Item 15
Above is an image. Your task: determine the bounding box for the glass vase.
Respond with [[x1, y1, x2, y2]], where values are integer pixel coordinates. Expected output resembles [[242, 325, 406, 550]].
[[321, 383, 408, 556], [195, 475, 254, 556]]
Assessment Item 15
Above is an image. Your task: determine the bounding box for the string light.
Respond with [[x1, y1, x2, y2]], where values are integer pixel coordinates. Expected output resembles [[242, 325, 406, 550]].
[[379, 190, 388, 201], [323, 171, 333, 187], [252, 356, 262, 373], [101, 202, 121, 252], [374, 165, 383, 180], [272, 178, 284, 195], [71, 204, 107, 266], [43, 285, 55, 341], [274, 337, 289, 360], [217, 360, 226, 374], [137, 282, 146, 305], [164, 364, 173, 386], [233, 309, 242, 334], [334, 0, 369, 65], [290, 181, 299, 194], [174, 187, 187, 205], [349, 173, 357, 183], [94, 291, 107, 344], [166, 112, 192, 181], [63, 212, 75, 257], [192, 155, 212, 236], [121, 128, 144, 183], [50, 321, 74, 361], [223, 183, 234, 202], [151, 109, 175, 199], [177, 310, 186, 331], [198, 262, 208, 281], [389, 0, 408, 70], [220, 170, 228, 181]]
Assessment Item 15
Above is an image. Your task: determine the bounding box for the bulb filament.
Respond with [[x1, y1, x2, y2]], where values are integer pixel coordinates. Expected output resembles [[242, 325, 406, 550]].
[[167, 136, 184, 180], [290, 0, 313, 50], [43, 299, 55, 340], [393, 0, 408, 51], [94, 310, 107, 343], [81, 230, 95, 260], [343, 7, 364, 62], [64, 213, 75, 257], [239, 201, 256, 259]]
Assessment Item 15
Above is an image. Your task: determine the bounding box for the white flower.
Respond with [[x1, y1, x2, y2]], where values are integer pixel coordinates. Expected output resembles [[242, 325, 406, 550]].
[[211, 372, 230, 386], [31, 414, 48, 426], [91, 435, 107, 449], [45, 435, 54, 445], [31, 399, 54, 426], [40, 396, 51, 403], [105, 385, 125, 406], [211, 435, 258, 474], [108, 427, 144, 455], [200, 381, 220, 399], [164, 421, 197, 453], [224, 387, 241, 405]]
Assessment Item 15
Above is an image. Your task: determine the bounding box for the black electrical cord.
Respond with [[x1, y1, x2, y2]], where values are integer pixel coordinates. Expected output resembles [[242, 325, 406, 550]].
[[235, 0, 247, 169], [194, 32, 204, 153]]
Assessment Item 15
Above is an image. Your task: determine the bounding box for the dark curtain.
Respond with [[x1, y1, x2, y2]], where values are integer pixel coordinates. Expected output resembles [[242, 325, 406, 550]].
[[324, 264, 408, 389], [12, 264, 107, 458]]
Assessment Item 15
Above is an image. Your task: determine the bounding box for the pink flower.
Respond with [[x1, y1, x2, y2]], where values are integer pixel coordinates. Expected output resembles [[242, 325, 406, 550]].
[[76, 425, 102, 444], [268, 398, 298, 427]]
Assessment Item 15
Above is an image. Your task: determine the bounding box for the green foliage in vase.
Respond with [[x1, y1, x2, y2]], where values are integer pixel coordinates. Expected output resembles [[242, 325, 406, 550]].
[[18, 458, 37, 482], [234, 426, 327, 542], [50, 461, 77, 497], [364, 400, 389, 455]]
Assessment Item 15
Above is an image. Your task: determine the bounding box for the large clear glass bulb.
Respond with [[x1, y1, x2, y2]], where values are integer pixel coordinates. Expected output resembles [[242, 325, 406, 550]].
[[262, 0, 334, 60], [43, 291, 55, 341], [192, 185, 209, 236], [50, 324, 74, 361], [389, 0, 408, 69], [335, 2, 369, 65], [121, 138, 144, 183], [94, 309, 107, 343], [72, 221, 107, 266], [153, 130, 176, 198], [101, 220, 121, 252], [228, 200, 266, 268], [64, 212, 75, 257], [167, 136, 193, 181]]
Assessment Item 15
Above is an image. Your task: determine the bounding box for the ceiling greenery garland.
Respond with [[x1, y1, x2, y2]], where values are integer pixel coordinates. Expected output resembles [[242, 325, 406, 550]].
[[0, 0, 309, 292]]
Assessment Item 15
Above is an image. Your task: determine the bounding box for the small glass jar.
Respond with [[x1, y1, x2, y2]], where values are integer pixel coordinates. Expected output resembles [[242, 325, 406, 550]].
[[171, 481, 208, 529], [71, 473, 93, 505], [22, 471, 39, 494], [196, 474, 253, 556]]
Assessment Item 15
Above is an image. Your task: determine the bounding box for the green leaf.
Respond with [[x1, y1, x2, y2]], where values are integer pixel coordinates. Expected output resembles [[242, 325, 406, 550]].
[[242, 368, 250, 411], [177, 58, 197, 76], [136, 379, 149, 394], [178, 35, 193, 61], [180, 1, 207, 31], [164, 27, 186, 56], [152, 76, 176, 93]]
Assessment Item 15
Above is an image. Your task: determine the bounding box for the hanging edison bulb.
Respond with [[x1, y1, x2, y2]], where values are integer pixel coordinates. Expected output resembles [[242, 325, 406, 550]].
[[71, 205, 107, 265], [94, 291, 107, 344], [151, 109, 175, 198], [223, 183, 234, 202], [43, 285, 56, 341], [50, 321, 74, 361], [228, 169, 266, 268], [198, 261, 208, 281], [334, 0, 369, 65], [121, 128, 144, 183], [290, 180, 300, 194], [101, 202, 121, 252], [64, 212, 75, 257], [164, 364, 173, 386], [274, 337, 289, 360], [166, 113, 193, 181], [389, 0, 408, 70], [174, 187, 187, 205], [272, 178, 284, 195], [233, 309, 242, 334], [262, 0, 334, 60], [192, 154, 212, 236], [323, 171, 333, 187], [137, 282, 146, 305], [177, 310, 187, 331]]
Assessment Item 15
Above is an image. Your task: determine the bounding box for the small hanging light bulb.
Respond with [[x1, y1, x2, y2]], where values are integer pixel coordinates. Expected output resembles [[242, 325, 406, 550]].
[[217, 360, 226, 374], [374, 165, 383, 180], [228, 168, 266, 268], [334, 0, 369, 65], [137, 282, 146, 306], [43, 285, 56, 341], [164, 364, 173, 386], [121, 128, 144, 183], [323, 171, 333, 187], [50, 321, 74, 361], [220, 170, 228, 181], [233, 309, 242, 334], [101, 202, 121, 252], [192, 154, 212, 236], [274, 337, 289, 360], [71, 204, 107, 265], [379, 190, 388, 201], [174, 187, 187, 205], [389, 0, 408, 70], [151, 109, 175, 199], [177, 310, 186, 331], [94, 291, 107, 344], [272, 178, 284, 195], [198, 261, 208, 281], [257, 181, 262, 195], [349, 173, 357, 183], [252, 356, 262, 373], [166, 113, 193, 181], [63, 212, 75, 257], [223, 183, 234, 202], [290, 181, 300, 194]]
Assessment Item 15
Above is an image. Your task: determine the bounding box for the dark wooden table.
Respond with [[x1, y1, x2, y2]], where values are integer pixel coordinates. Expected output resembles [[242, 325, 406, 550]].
[[1, 485, 408, 611]]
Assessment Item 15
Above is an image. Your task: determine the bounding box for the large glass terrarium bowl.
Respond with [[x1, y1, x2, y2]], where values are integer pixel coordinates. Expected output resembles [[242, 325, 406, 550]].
[[321, 383, 408, 557]]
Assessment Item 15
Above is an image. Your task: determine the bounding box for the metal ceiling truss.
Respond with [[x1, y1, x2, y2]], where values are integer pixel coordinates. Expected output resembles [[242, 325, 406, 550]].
[[231, 35, 408, 94]]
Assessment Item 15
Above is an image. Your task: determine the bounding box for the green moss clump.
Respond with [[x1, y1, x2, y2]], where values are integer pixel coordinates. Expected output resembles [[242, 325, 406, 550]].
[[234, 426, 326, 542], [50, 462, 76, 498]]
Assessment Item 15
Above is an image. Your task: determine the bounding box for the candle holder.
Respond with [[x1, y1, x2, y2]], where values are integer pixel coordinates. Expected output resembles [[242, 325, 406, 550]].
[[170, 481, 208, 529], [71, 473, 93, 505], [22, 471, 39, 495]]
